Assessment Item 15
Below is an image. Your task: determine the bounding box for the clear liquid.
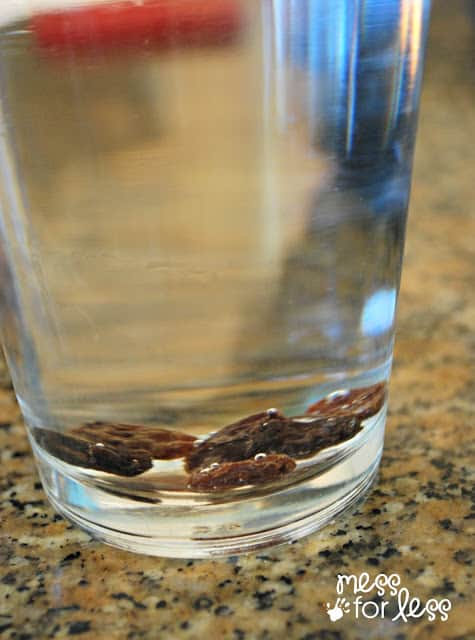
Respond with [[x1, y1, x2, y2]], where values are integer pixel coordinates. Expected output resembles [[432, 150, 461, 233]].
[[0, 1, 428, 547]]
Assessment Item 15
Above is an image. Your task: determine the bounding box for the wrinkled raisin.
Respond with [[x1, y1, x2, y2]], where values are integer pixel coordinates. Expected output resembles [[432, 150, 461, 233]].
[[186, 411, 362, 472], [34, 422, 197, 477], [73, 422, 196, 460], [34, 428, 152, 477], [306, 382, 386, 420], [188, 454, 296, 491]]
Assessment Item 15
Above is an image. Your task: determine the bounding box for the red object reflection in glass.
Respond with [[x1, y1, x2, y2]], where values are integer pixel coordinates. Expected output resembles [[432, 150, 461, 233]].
[[31, 0, 244, 52]]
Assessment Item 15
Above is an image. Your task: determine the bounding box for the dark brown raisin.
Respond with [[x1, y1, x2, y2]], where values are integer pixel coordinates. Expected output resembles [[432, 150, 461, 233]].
[[188, 454, 296, 491], [306, 382, 387, 420], [72, 422, 197, 460], [186, 410, 362, 472], [33, 428, 152, 476]]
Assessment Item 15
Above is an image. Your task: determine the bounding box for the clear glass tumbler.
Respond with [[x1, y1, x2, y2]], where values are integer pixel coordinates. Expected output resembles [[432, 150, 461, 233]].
[[0, 0, 430, 557]]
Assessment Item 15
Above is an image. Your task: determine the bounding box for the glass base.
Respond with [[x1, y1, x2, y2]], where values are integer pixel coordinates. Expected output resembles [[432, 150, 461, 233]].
[[33, 419, 384, 558], [47, 457, 381, 558]]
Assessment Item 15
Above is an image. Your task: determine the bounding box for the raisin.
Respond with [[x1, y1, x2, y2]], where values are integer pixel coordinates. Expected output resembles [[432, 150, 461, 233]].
[[72, 422, 197, 460], [34, 422, 197, 476], [33, 428, 152, 477], [186, 410, 362, 472], [305, 382, 386, 420], [188, 454, 296, 491]]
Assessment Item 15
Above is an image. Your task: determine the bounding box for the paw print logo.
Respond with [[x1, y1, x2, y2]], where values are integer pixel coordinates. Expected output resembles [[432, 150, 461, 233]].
[[326, 598, 351, 622]]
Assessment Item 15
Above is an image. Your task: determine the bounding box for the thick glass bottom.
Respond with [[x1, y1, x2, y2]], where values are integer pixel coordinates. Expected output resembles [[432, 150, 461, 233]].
[[33, 415, 384, 558]]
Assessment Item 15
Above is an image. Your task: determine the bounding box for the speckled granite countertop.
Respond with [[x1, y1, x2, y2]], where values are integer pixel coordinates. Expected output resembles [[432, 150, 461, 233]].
[[1, 3, 474, 639]]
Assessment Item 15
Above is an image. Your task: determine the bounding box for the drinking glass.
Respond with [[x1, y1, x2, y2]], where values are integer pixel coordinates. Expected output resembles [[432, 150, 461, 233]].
[[0, 0, 430, 557]]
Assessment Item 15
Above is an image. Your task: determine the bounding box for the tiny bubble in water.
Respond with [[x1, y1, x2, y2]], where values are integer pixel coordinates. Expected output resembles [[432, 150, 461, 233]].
[[328, 390, 348, 400]]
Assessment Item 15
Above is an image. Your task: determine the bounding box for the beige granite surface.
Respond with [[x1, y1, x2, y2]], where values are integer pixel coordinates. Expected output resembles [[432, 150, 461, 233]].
[[1, 2, 474, 639]]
